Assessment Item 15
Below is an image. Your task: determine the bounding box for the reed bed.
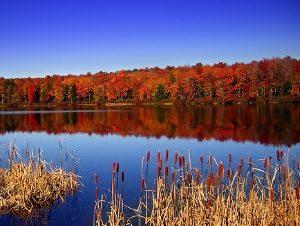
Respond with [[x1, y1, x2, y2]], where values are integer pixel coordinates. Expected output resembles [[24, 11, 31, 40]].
[[94, 148, 300, 226], [0, 142, 78, 218]]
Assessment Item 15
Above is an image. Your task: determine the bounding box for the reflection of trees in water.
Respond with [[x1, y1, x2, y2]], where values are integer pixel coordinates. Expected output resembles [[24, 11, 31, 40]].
[[0, 104, 299, 145], [154, 106, 166, 124]]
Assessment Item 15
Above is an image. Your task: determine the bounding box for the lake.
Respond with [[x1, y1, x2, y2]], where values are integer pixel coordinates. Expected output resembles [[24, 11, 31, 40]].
[[0, 104, 300, 225]]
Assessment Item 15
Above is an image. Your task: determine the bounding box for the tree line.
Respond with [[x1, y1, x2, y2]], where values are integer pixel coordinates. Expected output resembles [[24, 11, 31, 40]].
[[1, 56, 300, 105]]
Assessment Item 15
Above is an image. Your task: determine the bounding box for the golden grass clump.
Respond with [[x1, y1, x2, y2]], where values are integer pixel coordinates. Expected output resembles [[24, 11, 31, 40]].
[[94, 149, 300, 226], [0, 145, 78, 218]]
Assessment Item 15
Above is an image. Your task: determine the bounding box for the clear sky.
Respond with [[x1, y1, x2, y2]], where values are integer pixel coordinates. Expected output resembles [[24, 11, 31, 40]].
[[0, 0, 300, 78]]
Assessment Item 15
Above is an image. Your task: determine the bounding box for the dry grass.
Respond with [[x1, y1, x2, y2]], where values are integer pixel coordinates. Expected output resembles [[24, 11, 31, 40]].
[[94, 149, 300, 226], [0, 143, 78, 219]]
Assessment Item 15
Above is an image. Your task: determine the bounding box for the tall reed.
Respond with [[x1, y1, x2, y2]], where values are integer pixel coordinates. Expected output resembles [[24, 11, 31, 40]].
[[0, 141, 79, 219], [94, 148, 300, 225]]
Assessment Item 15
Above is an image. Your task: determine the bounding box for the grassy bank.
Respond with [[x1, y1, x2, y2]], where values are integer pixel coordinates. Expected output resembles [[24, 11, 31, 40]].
[[0, 143, 79, 219]]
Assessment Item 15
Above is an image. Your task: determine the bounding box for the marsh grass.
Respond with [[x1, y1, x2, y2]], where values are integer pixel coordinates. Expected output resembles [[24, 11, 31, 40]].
[[0, 141, 79, 219], [94, 148, 300, 226]]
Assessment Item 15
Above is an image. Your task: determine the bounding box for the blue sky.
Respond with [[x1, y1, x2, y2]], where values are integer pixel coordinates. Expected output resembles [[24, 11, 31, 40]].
[[0, 0, 299, 78]]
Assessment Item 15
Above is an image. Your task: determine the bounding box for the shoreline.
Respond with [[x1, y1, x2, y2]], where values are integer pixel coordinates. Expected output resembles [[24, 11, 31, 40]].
[[0, 97, 300, 110]]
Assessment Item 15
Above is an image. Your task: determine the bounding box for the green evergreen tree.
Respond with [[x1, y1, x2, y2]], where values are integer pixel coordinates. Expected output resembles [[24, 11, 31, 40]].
[[155, 84, 166, 101], [70, 84, 77, 102]]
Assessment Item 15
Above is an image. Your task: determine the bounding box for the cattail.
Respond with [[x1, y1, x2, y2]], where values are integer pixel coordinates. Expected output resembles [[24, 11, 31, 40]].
[[218, 162, 224, 177], [240, 158, 244, 167], [146, 151, 150, 163], [121, 171, 125, 183], [205, 199, 211, 209], [157, 165, 161, 177], [208, 155, 212, 167], [195, 171, 200, 185], [164, 165, 169, 177], [297, 161, 300, 171], [186, 173, 191, 182], [227, 169, 232, 180], [140, 177, 145, 190], [172, 170, 175, 183], [248, 157, 252, 167], [182, 156, 185, 167], [216, 174, 220, 187], [207, 173, 214, 191], [165, 149, 169, 162], [95, 186, 99, 201], [276, 150, 284, 162], [228, 153, 232, 164], [179, 155, 182, 168], [200, 156, 204, 165], [276, 150, 280, 161], [116, 163, 119, 173], [237, 163, 242, 178], [112, 162, 117, 175], [264, 158, 267, 169], [250, 173, 255, 189], [268, 157, 272, 170], [283, 164, 287, 180], [94, 172, 99, 185], [174, 152, 178, 165], [296, 187, 300, 200], [269, 189, 274, 201], [157, 150, 161, 163]]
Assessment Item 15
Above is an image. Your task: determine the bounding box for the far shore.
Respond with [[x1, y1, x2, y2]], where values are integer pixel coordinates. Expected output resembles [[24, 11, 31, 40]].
[[0, 96, 299, 111]]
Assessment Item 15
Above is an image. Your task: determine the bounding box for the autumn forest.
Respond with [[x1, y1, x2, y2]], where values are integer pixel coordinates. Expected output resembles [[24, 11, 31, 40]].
[[1, 56, 300, 106]]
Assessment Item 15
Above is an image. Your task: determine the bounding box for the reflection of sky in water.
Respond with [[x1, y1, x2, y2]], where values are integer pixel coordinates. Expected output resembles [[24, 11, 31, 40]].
[[0, 132, 299, 225]]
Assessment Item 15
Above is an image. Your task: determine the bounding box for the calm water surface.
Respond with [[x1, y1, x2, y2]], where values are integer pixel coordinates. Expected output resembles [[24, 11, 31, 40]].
[[0, 104, 300, 225]]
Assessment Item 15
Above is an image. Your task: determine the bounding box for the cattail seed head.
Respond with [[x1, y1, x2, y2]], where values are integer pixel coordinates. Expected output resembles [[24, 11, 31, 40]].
[[172, 170, 175, 183], [157, 165, 161, 177], [200, 156, 204, 165], [283, 164, 287, 180], [237, 163, 242, 178], [186, 173, 191, 182], [165, 149, 169, 162], [179, 155, 182, 168], [296, 187, 300, 200], [208, 155, 212, 167], [251, 176, 255, 189], [140, 177, 145, 190], [240, 158, 244, 167], [195, 171, 200, 185], [264, 158, 267, 169], [94, 173, 99, 185], [218, 162, 224, 177], [116, 163, 119, 173], [112, 162, 116, 174], [164, 165, 169, 177], [146, 151, 150, 163], [270, 189, 274, 201], [248, 157, 252, 167], [276, 150, 280, 161], [227, 169, 232, 180], [216, 174, 220, 187], [121, 171, 125, 183], [157, 151, 161, 163], [182, 156, 185, 167], [228, 153, 232, 164], [174, 152, 178, 165], [298, 161, 300, 171]]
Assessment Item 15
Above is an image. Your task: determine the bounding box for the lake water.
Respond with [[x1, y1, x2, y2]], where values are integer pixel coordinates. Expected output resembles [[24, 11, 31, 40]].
[[0, 104, 300, 225]]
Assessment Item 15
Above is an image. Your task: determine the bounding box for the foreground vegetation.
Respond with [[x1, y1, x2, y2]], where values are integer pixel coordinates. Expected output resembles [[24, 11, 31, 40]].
[[0, 142, 78, 219], [94, 149, 300, 225], [1, 56, 300, 105]]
